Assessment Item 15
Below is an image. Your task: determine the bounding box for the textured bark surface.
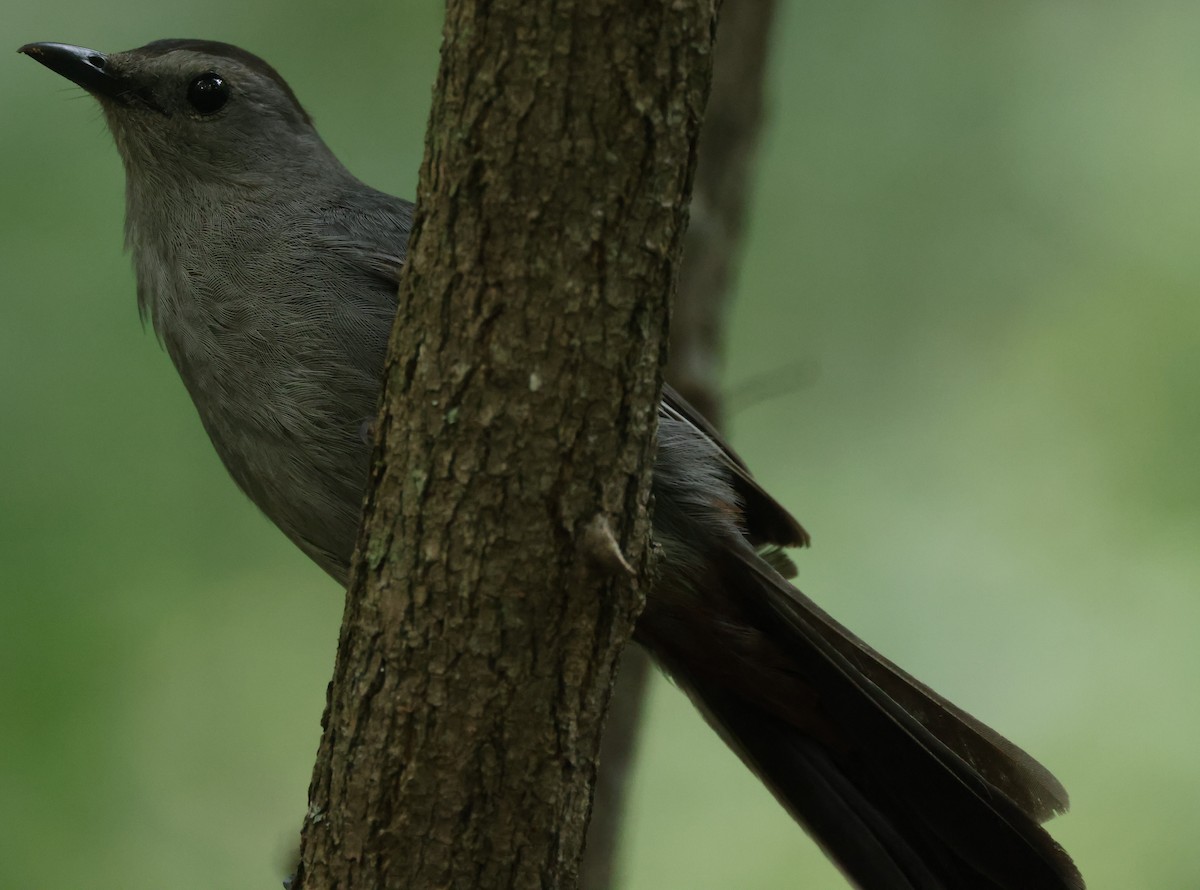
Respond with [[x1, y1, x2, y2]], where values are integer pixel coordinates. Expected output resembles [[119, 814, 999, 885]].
[[580, 4, 779, 886], [294, 2, 718, 888]]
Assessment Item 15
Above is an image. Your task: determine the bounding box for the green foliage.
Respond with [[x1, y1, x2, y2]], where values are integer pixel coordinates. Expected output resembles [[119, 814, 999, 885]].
[[2, 3, 1196, 887]]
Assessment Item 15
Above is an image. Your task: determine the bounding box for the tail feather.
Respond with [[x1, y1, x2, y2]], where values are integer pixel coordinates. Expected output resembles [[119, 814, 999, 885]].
[[745, 550, 1069, 823], [648, 387, 1080, 887], [695, 688, 947, 889], [638, 550, 1083, 890]]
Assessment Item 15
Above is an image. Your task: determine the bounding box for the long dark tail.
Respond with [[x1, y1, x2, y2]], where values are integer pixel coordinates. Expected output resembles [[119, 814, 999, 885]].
[[637, 549, 1083, 890], [647, 386, 1080, 887]]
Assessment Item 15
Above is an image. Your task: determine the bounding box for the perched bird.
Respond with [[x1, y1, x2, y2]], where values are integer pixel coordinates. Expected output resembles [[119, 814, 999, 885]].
[[21, 39, 1083, 889]]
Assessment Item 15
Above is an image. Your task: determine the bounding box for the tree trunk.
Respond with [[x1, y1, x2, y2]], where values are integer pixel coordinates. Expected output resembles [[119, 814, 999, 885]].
[[293, 2, 718, 888], [579, 2, 780, 886], [669, 0, 779, 428]]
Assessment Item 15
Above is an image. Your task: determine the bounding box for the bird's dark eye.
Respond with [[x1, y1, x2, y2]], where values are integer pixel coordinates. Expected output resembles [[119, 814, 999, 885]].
[[187, 73, 229, 114]]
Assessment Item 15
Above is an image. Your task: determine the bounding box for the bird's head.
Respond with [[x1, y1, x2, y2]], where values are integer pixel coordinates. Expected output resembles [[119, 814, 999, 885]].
[[20, 39, 337, 186]]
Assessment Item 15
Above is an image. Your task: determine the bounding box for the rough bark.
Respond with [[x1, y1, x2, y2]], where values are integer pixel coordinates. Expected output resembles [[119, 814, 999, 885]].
[[579, 3, 778, 885], [293, 2, 718, 889]]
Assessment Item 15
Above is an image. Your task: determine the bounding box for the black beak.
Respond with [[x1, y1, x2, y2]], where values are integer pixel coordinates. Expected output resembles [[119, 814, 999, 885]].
[[19, 42, 123, 99]]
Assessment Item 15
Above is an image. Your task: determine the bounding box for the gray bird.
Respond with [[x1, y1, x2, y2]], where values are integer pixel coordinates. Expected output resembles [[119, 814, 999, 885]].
[[21, 39, 1082, 890]]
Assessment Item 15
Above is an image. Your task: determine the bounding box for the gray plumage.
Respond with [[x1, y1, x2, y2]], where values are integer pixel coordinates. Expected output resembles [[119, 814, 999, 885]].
[[98, 40, 404, 578], [22, 39, 1083, 890]]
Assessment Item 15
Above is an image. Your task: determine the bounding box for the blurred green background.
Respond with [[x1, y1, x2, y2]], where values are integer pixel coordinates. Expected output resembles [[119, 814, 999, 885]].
[[2, 2, 1196, 887]]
